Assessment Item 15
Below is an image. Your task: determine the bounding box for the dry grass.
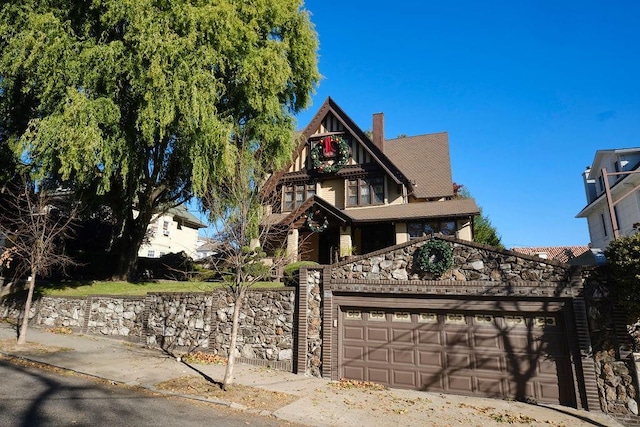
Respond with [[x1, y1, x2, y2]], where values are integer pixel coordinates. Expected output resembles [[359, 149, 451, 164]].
[[0, 338, 71, 354], [155, 375, 297, 411]]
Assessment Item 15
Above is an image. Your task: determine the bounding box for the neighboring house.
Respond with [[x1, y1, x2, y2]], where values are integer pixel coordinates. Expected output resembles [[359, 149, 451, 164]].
[[576, 147, 640, 249], [510, 246, 589, 264], [263, 97, 480, 263], [194, 237, 220, 260], [138, 205, 207, 259]]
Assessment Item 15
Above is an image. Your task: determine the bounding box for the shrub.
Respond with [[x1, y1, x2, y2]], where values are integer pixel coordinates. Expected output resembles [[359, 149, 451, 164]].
[[605, 234, 640, 320], [283, 261, 319, 287]]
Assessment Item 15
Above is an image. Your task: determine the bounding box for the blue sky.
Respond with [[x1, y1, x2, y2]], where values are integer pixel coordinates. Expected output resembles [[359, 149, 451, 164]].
[[293, 0, 640, 248]]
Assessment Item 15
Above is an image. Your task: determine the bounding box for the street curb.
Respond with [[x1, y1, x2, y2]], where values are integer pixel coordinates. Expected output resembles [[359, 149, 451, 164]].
[[0, 351, 277, 418]]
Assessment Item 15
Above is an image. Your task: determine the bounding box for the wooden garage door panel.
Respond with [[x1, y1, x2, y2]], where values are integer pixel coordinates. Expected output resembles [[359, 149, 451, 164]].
[[446, 353, 471, 369], [473, 333, 501, 350], [475, 354, 502, 371], [417, 329, 441, 345], [344, 326, 364, 340], [419, 372, 445, 391], [340, 307, 573, 406], [343, 345, 364, 361], [476, 377, 504, 396], [444, 330, 470, 347], [391, 329, 413, 343], [392, 348, 415, 365], [448, 374, 473, 393], [418, 351, 443, 368], [343, 365, 364, 381], [393, 370, 417, 388], [537, 381, 561, 401], [506, 380, 536, 400], [369, 348, 389, 362], [368, 368, 389, 384], [367, 327, 389, 342]]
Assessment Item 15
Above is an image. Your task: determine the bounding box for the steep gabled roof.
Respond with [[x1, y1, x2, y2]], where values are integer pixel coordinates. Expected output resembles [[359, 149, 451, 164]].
[[264, 195, 351, 228], [265, 97, 409, 192], [384, 132, 454, 199]]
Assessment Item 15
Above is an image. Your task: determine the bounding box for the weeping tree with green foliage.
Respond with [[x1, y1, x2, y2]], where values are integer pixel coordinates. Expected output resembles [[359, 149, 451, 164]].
[[0, 0, 319, 280]]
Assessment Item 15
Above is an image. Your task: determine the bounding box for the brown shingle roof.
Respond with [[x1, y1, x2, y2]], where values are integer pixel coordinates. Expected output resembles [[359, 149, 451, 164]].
[[384, 132, 453, 199], [510, 246, 590, 264], [264, 198, 479, 226], [346, 199, 479, 223]]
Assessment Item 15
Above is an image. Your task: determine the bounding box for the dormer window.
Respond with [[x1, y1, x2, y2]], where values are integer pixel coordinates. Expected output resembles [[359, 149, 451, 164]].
[[347, 177, 384, 207]]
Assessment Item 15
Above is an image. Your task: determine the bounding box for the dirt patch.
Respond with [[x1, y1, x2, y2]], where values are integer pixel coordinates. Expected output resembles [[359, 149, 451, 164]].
[[155, 375, 298, 412], [0, 338, 71, 354]]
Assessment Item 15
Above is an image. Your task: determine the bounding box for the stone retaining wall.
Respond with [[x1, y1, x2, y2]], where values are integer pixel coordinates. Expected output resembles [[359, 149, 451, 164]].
[[331, 239, 568, 283], [0, 288, 296, 370]]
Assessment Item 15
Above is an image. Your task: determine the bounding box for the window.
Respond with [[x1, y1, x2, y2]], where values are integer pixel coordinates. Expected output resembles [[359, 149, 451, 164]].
[[163, 221, 170, 236], [147, 250, 155, 258], [283, 184, 315, 211], [601, 213, 608, 237], [408, 220, 456, 239], [347, 177, 384, 206]]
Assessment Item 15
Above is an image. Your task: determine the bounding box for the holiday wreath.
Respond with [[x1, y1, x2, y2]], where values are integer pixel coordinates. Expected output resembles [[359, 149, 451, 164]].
[[414, 239, 453, 277], [306, 209, 329, 232], [310, 135, 350, 174]]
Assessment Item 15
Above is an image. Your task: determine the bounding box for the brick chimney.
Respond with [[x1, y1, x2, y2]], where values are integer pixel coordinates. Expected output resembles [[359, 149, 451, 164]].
[[373, 112, 384, 152]]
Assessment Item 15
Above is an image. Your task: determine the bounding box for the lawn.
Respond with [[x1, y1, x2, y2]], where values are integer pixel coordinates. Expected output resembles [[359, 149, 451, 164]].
[[38, 280, 285, 297]]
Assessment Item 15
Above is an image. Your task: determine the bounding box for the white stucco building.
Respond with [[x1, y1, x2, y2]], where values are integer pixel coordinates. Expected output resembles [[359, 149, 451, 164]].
[[138, 205, 206, 259]]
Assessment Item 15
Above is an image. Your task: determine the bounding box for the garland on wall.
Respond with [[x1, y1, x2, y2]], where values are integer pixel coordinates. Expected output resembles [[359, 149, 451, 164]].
[[414, 239, 453, 277], [310, 135, 350, 174], [306, 208, 329, 232]]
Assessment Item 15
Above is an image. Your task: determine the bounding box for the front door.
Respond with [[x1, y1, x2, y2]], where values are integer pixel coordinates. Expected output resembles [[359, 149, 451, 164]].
[[319, 227, 339, 264]]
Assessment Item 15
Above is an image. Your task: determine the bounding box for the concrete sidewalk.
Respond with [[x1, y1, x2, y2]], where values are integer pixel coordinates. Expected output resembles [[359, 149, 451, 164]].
[[0, 323, 625, 427]]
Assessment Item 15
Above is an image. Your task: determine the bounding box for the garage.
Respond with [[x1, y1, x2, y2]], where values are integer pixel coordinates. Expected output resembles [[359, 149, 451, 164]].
[[299, 236, 599, 411], [339, 306, 575, 405]]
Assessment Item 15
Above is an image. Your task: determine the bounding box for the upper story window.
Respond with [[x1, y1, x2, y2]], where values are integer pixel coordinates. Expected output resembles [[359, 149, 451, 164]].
[[283, 184, 316, 211], [347, 177, 384, 207], [408, 220, 456, 239]]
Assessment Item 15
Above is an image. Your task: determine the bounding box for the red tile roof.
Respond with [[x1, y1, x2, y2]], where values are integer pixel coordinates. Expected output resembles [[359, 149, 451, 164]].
[[509, 246, 590, 264]]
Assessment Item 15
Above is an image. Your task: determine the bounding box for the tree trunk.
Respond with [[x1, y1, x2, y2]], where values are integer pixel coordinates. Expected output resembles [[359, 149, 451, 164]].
[[17, 272, 36, 345], [222, 288, 244, 390], [111, 207, 154, 281]]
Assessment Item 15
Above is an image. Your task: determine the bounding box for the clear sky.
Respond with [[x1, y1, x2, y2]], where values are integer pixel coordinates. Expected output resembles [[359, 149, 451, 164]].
[[294, 0, 640, 248]]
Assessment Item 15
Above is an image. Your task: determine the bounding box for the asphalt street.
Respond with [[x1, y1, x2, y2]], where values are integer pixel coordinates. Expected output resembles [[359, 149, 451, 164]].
[[0, 358, 290, 427]]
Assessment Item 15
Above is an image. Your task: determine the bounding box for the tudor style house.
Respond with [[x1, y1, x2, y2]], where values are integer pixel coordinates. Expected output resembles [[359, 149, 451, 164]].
[[577, 147, 640, 249], [263, 97, 479, 263]]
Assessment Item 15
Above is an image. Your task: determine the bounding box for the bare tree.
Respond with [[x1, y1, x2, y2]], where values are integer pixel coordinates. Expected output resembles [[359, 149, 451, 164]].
[[200, 142, 292, 390], [0, 178, 79, 344]]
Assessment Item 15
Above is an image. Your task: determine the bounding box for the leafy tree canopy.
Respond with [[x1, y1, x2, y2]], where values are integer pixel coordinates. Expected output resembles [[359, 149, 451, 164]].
[[605, 233, 640, 320], [458, 186, 504, 249], [0, 0, 320, 278]]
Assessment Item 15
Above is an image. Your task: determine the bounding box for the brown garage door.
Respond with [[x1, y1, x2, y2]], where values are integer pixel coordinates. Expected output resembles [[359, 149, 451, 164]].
[[340, 308, 574, 405]]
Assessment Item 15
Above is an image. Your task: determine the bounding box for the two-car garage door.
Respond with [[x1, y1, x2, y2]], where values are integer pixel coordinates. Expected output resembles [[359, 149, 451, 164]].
[[340, 307, 575, 405]]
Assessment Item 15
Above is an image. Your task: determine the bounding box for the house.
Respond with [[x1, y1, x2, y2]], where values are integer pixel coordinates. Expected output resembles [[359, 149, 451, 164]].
[[263, 97, 480, 263], [138, 205, 207, 259], [510, 245, 590, 263], [576, 147, 640, 249], [194, 237, 221, 260]]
